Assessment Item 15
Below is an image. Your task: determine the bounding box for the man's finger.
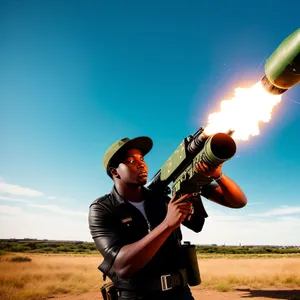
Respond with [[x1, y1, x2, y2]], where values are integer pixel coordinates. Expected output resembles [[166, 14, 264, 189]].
[[195, 163, 205, 172], [176, 203, 192, 210], [177, 201, 192, 206], [202, 162, 209, 168], [180, 213, 188, 222], [169, 193, 178, 203], [173, 194, 189, 204], [179, 208, 193, 214]]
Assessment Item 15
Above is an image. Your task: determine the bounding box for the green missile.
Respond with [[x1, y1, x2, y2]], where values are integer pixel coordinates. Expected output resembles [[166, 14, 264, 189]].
[[261, 28, 300, 95]]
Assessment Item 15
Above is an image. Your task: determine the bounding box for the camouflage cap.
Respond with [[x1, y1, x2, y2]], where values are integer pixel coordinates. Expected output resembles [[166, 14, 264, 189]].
[[102, 136, 153, 176]]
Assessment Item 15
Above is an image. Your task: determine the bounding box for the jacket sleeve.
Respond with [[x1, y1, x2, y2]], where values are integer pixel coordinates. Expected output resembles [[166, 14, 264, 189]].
[[88, 201, 124, 275], [201, 180, 219, 195]]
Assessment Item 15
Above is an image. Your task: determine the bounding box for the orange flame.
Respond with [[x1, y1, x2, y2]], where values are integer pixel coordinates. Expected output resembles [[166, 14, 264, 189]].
[[203, 81, 282, 141]]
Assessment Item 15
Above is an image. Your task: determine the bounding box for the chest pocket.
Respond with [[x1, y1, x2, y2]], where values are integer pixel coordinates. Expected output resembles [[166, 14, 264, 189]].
[[120, 216, 134, 228], [118, 212, 149, 243]]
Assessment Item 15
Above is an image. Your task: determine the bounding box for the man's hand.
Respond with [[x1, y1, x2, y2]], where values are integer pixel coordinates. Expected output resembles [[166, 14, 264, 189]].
[[195, 161, 222, 179], [163, 194, 193, 229], [113, 193, 193, 278]]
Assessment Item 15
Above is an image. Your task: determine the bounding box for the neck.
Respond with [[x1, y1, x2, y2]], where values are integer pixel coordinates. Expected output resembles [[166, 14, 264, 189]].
[[114, 181, 144, 202]]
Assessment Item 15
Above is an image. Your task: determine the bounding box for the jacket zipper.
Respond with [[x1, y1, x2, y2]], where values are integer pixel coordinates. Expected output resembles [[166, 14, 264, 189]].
[[146, 219, 152, 232], [127, 200, 152, 233]]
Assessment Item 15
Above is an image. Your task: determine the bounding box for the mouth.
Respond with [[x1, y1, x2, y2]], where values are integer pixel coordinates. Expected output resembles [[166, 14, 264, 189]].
[[139, 172, 148, 177]]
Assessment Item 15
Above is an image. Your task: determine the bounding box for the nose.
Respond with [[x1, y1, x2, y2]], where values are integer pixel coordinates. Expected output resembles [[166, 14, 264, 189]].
[[137, 160, 145, 169]]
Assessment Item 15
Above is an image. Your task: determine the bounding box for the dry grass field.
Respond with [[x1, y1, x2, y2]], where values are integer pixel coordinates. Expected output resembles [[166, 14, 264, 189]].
[[1, 253, 300, 300]]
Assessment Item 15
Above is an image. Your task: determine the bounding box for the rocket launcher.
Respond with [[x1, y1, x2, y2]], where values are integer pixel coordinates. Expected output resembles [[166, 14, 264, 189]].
[[146, 128, 236, 196]]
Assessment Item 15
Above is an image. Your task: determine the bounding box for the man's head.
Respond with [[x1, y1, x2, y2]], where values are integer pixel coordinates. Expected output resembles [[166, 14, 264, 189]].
[[102, 136, 153, 185]]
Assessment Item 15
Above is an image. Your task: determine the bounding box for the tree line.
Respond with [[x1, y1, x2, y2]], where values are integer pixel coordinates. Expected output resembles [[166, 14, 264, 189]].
[[1, 240, 300, 255]]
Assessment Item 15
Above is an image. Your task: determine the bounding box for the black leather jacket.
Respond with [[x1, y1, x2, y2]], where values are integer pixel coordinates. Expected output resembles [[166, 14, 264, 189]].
[[88, 185, 208, 291]]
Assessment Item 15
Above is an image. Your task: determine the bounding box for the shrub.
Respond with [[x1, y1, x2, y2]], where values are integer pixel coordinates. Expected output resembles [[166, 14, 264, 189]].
[[10, 256, 32, 262], [215, 282, 232, 292]]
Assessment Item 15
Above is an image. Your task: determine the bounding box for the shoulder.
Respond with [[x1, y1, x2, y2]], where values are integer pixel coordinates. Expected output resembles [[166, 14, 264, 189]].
[[88, 194, 116, 217], [89, 194, 111, 208], [88, 194, 115, 226]]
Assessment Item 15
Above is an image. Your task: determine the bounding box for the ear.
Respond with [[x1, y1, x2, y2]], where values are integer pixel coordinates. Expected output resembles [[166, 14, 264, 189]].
[[110, 168, 120, 179]]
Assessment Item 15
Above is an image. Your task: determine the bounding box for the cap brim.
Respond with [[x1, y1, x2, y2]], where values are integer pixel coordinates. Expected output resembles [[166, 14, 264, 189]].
[[107, 136, 153, 172]]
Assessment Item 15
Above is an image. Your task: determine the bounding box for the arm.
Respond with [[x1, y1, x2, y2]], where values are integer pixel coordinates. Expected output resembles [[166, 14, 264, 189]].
[[202, 173, 247, 208], [196, 162, 247, 209], [113, 194, 191, 278], [114, 220, 173, 278], [89, 194, 192, 279]]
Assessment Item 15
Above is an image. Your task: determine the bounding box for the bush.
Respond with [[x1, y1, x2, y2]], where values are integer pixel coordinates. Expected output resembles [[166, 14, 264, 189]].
[[10, 256, 32, 262], [215, 282, 232, 292]]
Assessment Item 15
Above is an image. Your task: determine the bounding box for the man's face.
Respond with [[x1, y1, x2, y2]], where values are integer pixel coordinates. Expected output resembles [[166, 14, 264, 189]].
[[115, 149, 148, 185]]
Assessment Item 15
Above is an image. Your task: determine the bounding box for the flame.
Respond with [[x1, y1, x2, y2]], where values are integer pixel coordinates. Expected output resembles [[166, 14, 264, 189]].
[[203, 81, 282, 141]]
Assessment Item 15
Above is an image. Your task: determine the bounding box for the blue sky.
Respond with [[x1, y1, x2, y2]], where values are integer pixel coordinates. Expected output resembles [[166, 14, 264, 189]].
[[1, 0, 300, 245]]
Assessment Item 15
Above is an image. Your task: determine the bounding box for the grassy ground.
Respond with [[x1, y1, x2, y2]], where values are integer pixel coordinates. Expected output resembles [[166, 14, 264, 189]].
[[198, 253, 300, 259], [0, 253, 102, 300], [0, 253, 300, 300], [198, 256, 300, 291]]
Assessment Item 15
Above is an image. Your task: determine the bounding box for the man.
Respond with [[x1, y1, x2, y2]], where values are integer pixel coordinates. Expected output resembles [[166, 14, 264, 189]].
[[89, 136, 247, 300]]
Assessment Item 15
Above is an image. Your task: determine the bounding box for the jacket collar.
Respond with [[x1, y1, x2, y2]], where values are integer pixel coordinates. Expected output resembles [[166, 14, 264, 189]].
[[111, 185, 151, 205], [111, 185, 125, 205]]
